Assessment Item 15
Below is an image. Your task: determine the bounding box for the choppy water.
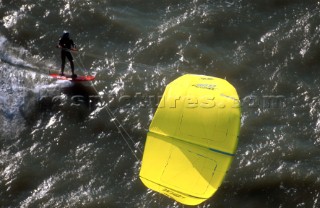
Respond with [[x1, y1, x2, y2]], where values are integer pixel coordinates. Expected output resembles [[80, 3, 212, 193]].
[[1, 1, 320, 207]]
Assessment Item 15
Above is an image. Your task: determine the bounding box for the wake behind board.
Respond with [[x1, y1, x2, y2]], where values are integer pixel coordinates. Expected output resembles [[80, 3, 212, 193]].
[[49, 73, 95, 81]]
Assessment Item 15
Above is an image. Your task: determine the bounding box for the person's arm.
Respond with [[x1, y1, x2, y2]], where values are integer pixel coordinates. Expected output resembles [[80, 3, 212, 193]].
[[70, 40, 78, 51]]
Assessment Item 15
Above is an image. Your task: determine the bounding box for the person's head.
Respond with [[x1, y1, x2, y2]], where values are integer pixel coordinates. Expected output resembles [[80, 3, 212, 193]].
[[62, 31, 70, 39]]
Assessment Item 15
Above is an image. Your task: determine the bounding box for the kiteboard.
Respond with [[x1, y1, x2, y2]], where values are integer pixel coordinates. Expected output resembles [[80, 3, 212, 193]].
[[49, 73, 95, 81], [139, 74, 241, 205]]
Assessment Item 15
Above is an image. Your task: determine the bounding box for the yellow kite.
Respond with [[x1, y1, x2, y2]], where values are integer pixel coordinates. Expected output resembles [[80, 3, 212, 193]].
[[139, 74, 241, 205]]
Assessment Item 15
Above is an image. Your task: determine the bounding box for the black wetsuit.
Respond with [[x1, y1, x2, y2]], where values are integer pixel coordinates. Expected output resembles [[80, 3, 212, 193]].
[[59, 36, 75, 75]]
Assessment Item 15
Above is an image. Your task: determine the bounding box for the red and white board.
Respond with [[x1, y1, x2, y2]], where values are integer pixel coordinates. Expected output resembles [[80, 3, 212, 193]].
[[49, 73, 95, 81]]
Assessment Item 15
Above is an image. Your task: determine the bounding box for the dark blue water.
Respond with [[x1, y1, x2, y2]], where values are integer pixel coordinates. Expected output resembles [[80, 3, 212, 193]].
[[1, 1, 320, 207]]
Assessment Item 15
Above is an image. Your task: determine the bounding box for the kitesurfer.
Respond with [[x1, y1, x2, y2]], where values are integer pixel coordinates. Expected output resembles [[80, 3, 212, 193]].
[[57, 31, 77, 78]]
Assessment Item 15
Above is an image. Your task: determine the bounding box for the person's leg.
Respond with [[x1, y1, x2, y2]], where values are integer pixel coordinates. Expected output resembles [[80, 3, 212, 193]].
[[70, 60, 75, 75], [60, 51, 66, 75], [66, 52, 76, 77]]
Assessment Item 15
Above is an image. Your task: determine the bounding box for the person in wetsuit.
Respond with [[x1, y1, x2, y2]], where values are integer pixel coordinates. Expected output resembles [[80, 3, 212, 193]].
[[57, 31, 77, 77]]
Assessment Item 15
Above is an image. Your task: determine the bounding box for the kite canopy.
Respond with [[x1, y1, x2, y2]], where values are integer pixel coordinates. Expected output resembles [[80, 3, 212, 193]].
[[139, 74, 241, 205]]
